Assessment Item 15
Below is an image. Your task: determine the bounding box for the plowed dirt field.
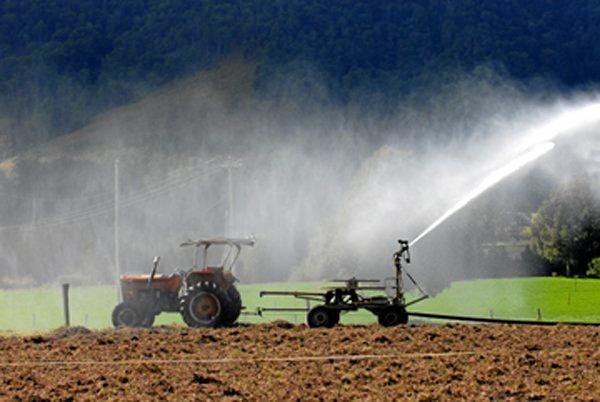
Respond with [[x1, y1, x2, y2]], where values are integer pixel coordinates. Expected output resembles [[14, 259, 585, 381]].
[[1, 323, 599, 400]]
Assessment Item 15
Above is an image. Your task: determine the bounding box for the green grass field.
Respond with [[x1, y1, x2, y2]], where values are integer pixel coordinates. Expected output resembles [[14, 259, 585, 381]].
[[1, 277, 599, 333]]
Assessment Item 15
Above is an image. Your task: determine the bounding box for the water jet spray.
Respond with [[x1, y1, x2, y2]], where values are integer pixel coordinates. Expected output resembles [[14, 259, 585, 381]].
[[515, 102, 600, 153], [410, 142, 556, 246], [411, 99, 600, 247]]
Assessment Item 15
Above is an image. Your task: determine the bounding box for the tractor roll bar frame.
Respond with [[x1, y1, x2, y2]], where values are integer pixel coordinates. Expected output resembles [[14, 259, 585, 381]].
[[180, 237, 255, 271]]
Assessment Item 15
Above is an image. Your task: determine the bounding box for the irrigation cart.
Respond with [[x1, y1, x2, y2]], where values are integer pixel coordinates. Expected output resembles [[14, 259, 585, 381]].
[[260, 240, 429, 327]]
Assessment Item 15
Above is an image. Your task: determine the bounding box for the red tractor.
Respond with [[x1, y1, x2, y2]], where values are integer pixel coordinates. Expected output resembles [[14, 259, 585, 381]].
[[111, 237, 255, 328]]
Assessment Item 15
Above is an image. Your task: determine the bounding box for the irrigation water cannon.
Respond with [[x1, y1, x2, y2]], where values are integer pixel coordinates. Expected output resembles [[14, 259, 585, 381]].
[[259, 238, 429, 327], [396, 239, 410, 261], [392, 239, 410, 301]]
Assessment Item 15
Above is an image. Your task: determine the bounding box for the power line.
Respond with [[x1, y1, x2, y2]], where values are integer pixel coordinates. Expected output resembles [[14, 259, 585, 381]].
[[0, 162, 226, 233], [2, 157, 226, 204], [3, 191, 112, 203]]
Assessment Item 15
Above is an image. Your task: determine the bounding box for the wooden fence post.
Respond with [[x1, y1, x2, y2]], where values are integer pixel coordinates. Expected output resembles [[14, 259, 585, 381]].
[[62, 283, 70, 327]]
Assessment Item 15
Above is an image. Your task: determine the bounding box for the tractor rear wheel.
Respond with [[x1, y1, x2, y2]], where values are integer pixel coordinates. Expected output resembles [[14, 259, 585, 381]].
[[112, 301, 152, 328], [307, 306, 339, 328], [377, 305, 408, 327], [223, 285, 242, 325], [180, 281, 232, 328]]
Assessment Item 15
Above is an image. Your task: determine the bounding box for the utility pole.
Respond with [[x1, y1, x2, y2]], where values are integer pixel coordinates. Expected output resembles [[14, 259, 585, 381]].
[[227, 156, 234, 237], [31, 197, 37, 225], [114, 159, 121, 301], [27, 195, 37, 279], [223, 156, 242, 237]]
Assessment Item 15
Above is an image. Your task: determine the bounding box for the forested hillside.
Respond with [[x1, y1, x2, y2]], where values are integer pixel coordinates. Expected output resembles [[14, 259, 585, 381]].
[[2, 0, 600, 151]]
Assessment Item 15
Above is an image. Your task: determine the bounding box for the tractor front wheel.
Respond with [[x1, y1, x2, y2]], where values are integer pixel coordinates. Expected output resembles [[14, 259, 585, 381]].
[[307, 306, 339, 328], [140, 313, 155, 328], [112, 301, 154, 328], [377, 305, 408, 327]]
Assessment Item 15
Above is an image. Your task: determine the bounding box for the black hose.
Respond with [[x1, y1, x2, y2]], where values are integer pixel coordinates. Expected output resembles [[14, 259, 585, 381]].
[[408, 311, 600, 326]]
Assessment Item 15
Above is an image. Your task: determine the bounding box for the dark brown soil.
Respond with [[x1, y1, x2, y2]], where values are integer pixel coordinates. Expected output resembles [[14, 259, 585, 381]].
[[1, 323, 599, 400]]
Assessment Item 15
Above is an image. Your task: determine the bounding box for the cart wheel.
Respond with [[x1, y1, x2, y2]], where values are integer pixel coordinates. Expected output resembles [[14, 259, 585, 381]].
[[377, 305, 408, 327], [328, 310, 340, 328], [307, 306, 338, 328]]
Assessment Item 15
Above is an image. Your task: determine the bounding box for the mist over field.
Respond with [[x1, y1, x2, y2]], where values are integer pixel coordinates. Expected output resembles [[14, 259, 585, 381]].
[[0, 58, 598, 292], [1, 1, 599, 294]]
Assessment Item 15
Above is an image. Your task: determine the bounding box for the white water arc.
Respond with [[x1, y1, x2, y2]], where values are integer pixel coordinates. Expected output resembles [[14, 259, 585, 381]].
[[411, 101, 600, 247], [410, 142, 556, 247], [515, 102, 600, 153]]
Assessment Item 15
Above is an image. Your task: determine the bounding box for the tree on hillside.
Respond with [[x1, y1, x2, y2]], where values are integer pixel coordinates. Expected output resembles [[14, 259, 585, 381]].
[[525, 180, 600, 276], [3, 0, 600, 150]]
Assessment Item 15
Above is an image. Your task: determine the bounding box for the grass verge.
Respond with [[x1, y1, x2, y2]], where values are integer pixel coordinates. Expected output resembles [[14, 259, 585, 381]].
[[1, 277, 599, 333]]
